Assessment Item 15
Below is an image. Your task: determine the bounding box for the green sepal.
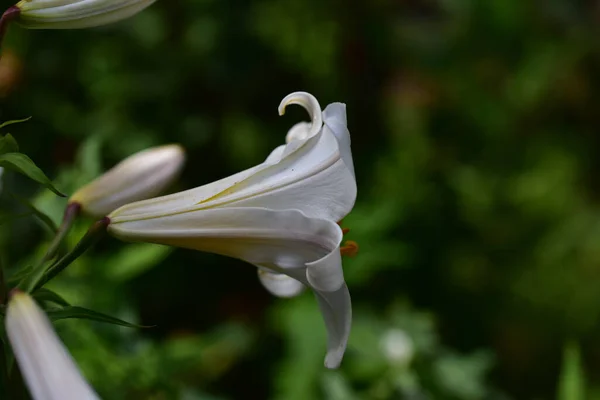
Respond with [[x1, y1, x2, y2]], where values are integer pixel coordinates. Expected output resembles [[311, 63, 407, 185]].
[[0, 134, 18, 155], [46, 306, 152, 329], [0, 117, 31, 131], [33, 288, 70, 307], [0, 153, 65, 197]]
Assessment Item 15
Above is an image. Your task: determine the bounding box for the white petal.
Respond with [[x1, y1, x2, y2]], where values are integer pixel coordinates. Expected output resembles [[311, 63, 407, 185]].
[[276, 267, 352, 369], [110, 94, 356, 222], [257, 269, 305, 298], [6, 292, 99, 400], [314, 284, 352, 369], [109, 207, 351, 368], [109, 207, 343, 272], [285, 122, 312, 143], [323, 103, 355, 179]]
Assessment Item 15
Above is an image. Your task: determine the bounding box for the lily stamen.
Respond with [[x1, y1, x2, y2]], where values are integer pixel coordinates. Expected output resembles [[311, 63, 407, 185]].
[[340, 240, 359, 257]]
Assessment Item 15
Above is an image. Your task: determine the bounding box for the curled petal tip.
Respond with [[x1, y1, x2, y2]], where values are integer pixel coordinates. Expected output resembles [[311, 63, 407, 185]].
[[278, 91, 323, 138]]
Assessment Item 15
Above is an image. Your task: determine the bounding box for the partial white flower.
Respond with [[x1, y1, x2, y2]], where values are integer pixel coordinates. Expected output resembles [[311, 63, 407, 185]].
[[107, 91, 357, 368], [6, 291, 99, 400], [13, 0, 156, 29], [70, 144, 185, 218]]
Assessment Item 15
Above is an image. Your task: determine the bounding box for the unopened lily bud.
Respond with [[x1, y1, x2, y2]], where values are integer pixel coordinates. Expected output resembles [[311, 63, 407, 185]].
[[13, 0, 156, 29], [70, 144, 185, 218]]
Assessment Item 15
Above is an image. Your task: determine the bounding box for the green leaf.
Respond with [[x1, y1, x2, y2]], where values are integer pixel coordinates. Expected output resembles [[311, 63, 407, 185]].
[[558, 341, 585, 400], [105, 243, 172, 282], [0, 153, 65, 197], [46, 306, 152, 329], [0, 117, 31, 131], [33, 288, 70, 307], [7, 265, 33, 285], [9, 192, 58, 233], [0, 134, 18, 155], [0, 211, 33, 226]]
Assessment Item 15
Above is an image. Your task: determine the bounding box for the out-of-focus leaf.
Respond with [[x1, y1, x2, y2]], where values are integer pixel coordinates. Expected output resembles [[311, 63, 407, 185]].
[[0, 134, 19, 155], [558, 342, 585, 400], [104, 243, 172, 282], [7, 265, 33, 285], [33, 288, 70, 307], [321, 372, 359, 400], [0, 117, 31, 131], [9, 192, 59, 233], [0, 153, 65, 197], [0, 211, 33, 226], [47, 306, 151, 329]]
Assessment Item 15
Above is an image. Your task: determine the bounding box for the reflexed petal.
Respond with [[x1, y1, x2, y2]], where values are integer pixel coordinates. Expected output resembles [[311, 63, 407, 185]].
[[314, 284, 352, 369], [6, 292, 99, 400], [257, 269, 305, 298], [276, 267, 352, 369], [323, 103, 355, 179], [110, 92, 356, 222], [109, 207, 343, 272]]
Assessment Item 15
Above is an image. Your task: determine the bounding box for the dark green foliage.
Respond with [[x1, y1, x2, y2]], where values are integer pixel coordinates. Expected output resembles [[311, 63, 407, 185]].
[[0, 0, 599, 398]]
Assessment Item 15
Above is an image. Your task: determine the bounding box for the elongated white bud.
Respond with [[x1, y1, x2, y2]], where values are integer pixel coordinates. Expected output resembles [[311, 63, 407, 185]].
[[13, 0, 156, 29], [70, 144, 185, 218], [6, 291, 99, 400]]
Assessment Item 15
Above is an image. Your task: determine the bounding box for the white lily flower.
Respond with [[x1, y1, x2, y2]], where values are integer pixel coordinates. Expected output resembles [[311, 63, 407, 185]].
[[70, 144, 185, 218], [13, 0, 156, 29], [6, 291, 99, 400], [107, 91, 357, 368]]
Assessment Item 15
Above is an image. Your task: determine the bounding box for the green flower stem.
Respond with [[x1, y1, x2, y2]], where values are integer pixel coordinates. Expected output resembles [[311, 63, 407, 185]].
[[32, 217, 110, 292], [42, 202, 81, 263]]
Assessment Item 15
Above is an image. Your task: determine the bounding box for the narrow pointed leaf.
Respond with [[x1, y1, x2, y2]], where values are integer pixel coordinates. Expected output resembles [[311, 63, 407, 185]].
[[33, 288, 70, 307], [0, 117, 31, 131], [9, 192, 58, 233], [0, 153, 65, 197], [46, 306, 152, 329], [7, 265, 33, 285], [0, 134, 19, 155]]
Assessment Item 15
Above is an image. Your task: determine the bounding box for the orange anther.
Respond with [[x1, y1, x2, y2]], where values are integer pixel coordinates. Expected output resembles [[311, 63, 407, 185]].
[[340, 241, 359, 257]]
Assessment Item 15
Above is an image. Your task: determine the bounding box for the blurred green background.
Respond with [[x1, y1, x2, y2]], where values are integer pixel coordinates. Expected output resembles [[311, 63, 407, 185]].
[[2, 0, 600, 398]]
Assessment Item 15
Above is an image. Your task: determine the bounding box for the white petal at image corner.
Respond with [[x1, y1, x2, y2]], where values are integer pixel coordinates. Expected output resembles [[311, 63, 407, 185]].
[[6, 292, 99, 400], [107, 91, 357, 368]]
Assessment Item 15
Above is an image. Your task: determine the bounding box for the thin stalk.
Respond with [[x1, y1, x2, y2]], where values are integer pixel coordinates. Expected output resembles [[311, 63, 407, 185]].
[[42, 202, 81, 263], [32, 217, 110, 292]]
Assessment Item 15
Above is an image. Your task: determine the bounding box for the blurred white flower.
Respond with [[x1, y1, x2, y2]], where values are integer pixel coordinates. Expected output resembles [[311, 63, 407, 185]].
[[107, 91, 357, 368], [6, 291, 99, 400], [70, 144, 185, 218], [13, 0, 156, 29], [380, 328, 415, 367]]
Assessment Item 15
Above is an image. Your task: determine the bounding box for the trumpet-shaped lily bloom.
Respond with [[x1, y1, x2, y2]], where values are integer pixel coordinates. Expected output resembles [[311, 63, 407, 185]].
[[70, 144, 185, 218], [107, 92, 357, 368], [6, 291, 99, 400], [13, 0, 156, 29]]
